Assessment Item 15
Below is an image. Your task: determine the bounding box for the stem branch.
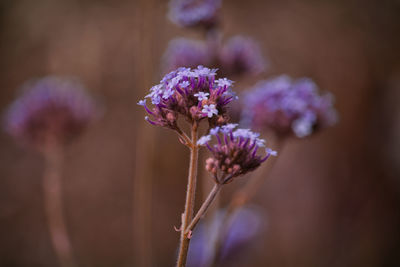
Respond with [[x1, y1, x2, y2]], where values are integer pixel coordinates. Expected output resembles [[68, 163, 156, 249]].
[[186, 183, 222, 234]]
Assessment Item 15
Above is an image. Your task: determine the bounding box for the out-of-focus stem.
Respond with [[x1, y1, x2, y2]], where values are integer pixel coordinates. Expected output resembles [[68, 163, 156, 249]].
[[176, 123, 199, 267], [210, 138, 285, 266], [228, 139, 284, 217], [43, 141, 75, 267], [186, 183, 222, 234]]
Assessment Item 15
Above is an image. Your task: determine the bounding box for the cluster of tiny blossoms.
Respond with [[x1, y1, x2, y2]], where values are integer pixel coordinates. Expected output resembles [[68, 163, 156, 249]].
[[4, 76, 100, 147], [168, 0, 221, 29], [138, 66, 237, 130], [242, 75, 338, 138], [197, 124, 277, 183]]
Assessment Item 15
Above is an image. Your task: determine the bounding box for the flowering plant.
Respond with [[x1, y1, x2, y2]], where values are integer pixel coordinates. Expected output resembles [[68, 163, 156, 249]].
[[138, 66, 275, 267], [4, 76, 101, 267]]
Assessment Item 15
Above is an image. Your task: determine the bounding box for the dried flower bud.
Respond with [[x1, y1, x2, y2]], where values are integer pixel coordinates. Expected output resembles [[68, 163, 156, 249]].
[[197, 124, 277, 183], [4, 76, 101, 148], [138, 66, 238, 130], [241, 75, 338, 138]]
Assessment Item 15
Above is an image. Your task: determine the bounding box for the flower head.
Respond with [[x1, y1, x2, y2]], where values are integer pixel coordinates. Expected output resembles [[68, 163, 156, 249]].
[[197, 124, 276, 183], [138, 66, 237, 130], [242, 75, 338, 138], [168, 0, 221, 29], [219, 36, 267, 76], [4, 76, 101, 147], [162, 38, 212, 73]]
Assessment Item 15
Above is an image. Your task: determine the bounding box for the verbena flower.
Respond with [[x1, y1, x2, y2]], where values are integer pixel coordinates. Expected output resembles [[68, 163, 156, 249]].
[[197, 124, 276, 183], [168, 0, 221, 29], [187, 206, 263, 267], [138, 66, 237, 130], [242, 75, 338, 138], [219, 36, 267, 77], [4, 76, 101, 147], [162, 38, 212, 73]]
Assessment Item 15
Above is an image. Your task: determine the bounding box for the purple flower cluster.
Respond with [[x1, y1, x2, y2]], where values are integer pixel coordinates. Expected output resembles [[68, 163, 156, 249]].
[[4, 76, 100, 147], [162, 38, 212, 72], [138, 66, 237, 130], [168, 0, 221, 29], [197, 123, 277, 183], [162, 35, 267, 77], [242, 75, 338, 138], [219, 36, 267, 76]]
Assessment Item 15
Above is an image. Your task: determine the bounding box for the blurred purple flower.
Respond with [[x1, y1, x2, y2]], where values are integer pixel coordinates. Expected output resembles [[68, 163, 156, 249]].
[[241, 75, 338, 138], [4, 76, 101, 147], [138, 66, 238, 130], [219, 36, 267, 77], [197, 124, 277, 183], [168, 0, 221, 28], [162, 38, 213, 73], [187, 206, 263, 267]]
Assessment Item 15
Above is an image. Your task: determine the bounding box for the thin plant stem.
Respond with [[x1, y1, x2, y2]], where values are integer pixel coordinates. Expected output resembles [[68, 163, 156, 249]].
[[185, 183, 222, 234], [176, 123, 199, 267], [43, 141, 75, 267], [200, 153, 219, 229]]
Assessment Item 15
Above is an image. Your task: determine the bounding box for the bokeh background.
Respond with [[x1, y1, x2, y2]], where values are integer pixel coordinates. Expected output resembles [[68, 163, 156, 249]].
[[0, 0, 400, 266]]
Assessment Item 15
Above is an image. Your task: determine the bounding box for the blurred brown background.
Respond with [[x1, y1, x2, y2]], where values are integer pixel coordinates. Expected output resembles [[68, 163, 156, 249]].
[[0, 0, 400, 266]]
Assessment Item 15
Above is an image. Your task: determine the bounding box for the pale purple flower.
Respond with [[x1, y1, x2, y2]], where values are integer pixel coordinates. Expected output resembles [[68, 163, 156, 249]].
[[194, 92, 210, 101], [209, 126, 220, 135], [219, 36, 267, 77], [138, 66, 237, 130], [4, 76, 101, 147], [242, 75, 338, 138], [180, 81, 190, 88], [197, 135, 212, 145], [162, 38, 212, 73], [220, 123, 238, 133], [266, 148, 278, 157], [137, 99, 146, 106], [168, 0, 221, 28], [215, 78, 234, 88], [198, 124, 276, 183], [202, 104, 218, 118]]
